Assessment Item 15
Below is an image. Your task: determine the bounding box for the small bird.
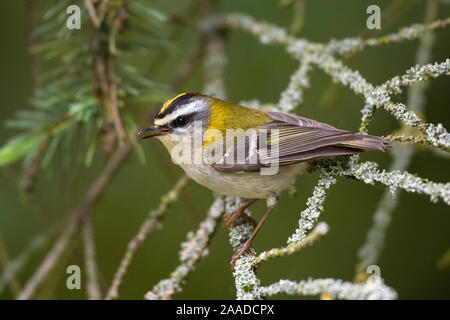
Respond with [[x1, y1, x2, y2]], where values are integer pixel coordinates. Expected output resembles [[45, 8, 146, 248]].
[[138, 92, 390, 268]]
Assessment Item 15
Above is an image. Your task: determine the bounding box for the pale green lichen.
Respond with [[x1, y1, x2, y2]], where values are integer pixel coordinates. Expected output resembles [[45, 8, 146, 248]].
[[287, 173, 336, 244], [358, 0, 440, 274], [181, 11, 450, 301], [225, 197, 262, 300], [325, 17, 450, 56], [260, 277, 397, 300], [233, 255, 262, 300], [145, 196, 224, 300], [278, 59, 311, 112], [321, 155, 450, 205], [253, 222, 329, 267], [357, 144, 415, 271], [226, 13, 450, 152]]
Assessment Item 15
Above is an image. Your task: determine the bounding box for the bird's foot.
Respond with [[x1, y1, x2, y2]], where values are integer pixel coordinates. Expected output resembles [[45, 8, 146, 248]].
[[230, 241, 255, 271], [223, 208, 257, 231]]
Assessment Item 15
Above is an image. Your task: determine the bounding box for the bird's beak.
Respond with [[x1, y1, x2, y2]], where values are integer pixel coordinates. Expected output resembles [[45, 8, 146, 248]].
[[137, 125, 172, 139]]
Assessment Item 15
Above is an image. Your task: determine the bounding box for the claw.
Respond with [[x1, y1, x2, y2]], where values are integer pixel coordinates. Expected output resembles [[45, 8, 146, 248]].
[[223, 210, 257, 230], [230, 241, 255, 271], [229, 203, 276, 271], [223, 210, 241, 230], [223, 200, 257, 231]]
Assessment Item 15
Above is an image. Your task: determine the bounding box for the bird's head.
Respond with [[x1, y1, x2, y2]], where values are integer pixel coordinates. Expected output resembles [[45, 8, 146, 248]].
[[138, 92, 269, 150], [137, 92, 211, 142]]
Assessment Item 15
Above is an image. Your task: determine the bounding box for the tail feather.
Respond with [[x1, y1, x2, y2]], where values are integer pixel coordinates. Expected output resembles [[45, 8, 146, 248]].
[[339, 134, 391, 152]]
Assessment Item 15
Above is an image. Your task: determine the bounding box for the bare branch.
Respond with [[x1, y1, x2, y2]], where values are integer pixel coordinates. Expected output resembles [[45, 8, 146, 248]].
[[84, 0, 101, 29], [82, 216, 102, 300], [16, 214, 78, 300], [17, 141, 133, 300], [107, 56, 127, 140]]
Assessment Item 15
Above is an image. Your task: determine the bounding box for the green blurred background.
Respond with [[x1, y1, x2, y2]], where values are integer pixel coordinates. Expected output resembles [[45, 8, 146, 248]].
[[0, 0, 449, 299]]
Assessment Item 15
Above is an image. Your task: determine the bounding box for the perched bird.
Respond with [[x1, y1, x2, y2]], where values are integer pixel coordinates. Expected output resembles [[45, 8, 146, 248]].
[[138, 92, 390, 268]]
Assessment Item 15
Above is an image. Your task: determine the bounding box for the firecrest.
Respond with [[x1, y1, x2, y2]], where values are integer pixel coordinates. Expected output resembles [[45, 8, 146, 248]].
[[138, 92, 389, 267]]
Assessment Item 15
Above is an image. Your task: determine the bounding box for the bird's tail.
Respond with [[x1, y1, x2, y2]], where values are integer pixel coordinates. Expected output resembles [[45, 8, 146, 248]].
[[339, 133, 391, 152]]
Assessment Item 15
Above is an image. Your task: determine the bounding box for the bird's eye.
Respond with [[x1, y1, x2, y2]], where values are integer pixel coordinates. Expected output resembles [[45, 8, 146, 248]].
[[174, 116, 187, 127]]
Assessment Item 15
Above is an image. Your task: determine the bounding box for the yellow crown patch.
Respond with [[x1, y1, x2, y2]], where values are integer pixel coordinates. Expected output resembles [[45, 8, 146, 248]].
[[159, 93, 190, 114]]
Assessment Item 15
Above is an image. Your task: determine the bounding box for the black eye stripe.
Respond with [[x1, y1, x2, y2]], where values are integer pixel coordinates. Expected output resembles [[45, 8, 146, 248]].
[[155, 92, 200, 119]]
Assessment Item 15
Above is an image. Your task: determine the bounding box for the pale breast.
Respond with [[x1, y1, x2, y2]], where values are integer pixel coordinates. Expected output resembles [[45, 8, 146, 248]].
[[158, 134, 308, 199], [180, 162, 308, 199]]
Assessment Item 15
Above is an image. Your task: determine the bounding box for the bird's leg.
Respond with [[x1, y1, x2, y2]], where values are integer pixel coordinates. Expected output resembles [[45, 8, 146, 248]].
[[223, 199, 257, 230], [230, 204, 276, 270]]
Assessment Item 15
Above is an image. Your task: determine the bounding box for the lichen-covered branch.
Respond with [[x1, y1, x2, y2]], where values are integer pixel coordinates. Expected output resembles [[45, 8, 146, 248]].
[[224, 198, 262, 300], [356, 0, 440, 279], [321, 155, 450, 205], [384, 134, 427, 146], [214, 9, 450, 301], [223, 13, 450, 153], [145, 196, 224, 300], [355, 145, 415, 278], [278, 59, 312, 112], [260, 277, 397, 300], [385, 101, 450, 151], [224, 13, 450, 57], [302, 54, 449, 150], [253, 221, 329, 268], [288, 173, 336, 244], [106, 175, 189, 300], [5, 1, 447, 301], [326, 17, 450, 56]]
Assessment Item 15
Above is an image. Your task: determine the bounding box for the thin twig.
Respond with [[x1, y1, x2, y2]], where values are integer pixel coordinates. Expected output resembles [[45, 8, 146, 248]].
[[18, 17, 213, 298], [16, 215, 78, 300], [107, 56, 127, 140], [84, 0, 101, 29], [0, 236, 22, 296], [26, 0, 40, 88], [253, 222, 329, 268], [82, 216, 102, 300], [105, 175, 189, 300], [16, 141, 133, 300], [20, 139, 49, 205]]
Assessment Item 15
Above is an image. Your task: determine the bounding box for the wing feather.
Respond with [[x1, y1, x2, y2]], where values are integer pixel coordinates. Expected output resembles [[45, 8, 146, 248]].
[[212, 111, 390, 173]]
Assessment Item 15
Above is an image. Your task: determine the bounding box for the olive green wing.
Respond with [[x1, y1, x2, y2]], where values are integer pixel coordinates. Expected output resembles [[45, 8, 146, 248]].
[[212, 111, 390, 173]]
